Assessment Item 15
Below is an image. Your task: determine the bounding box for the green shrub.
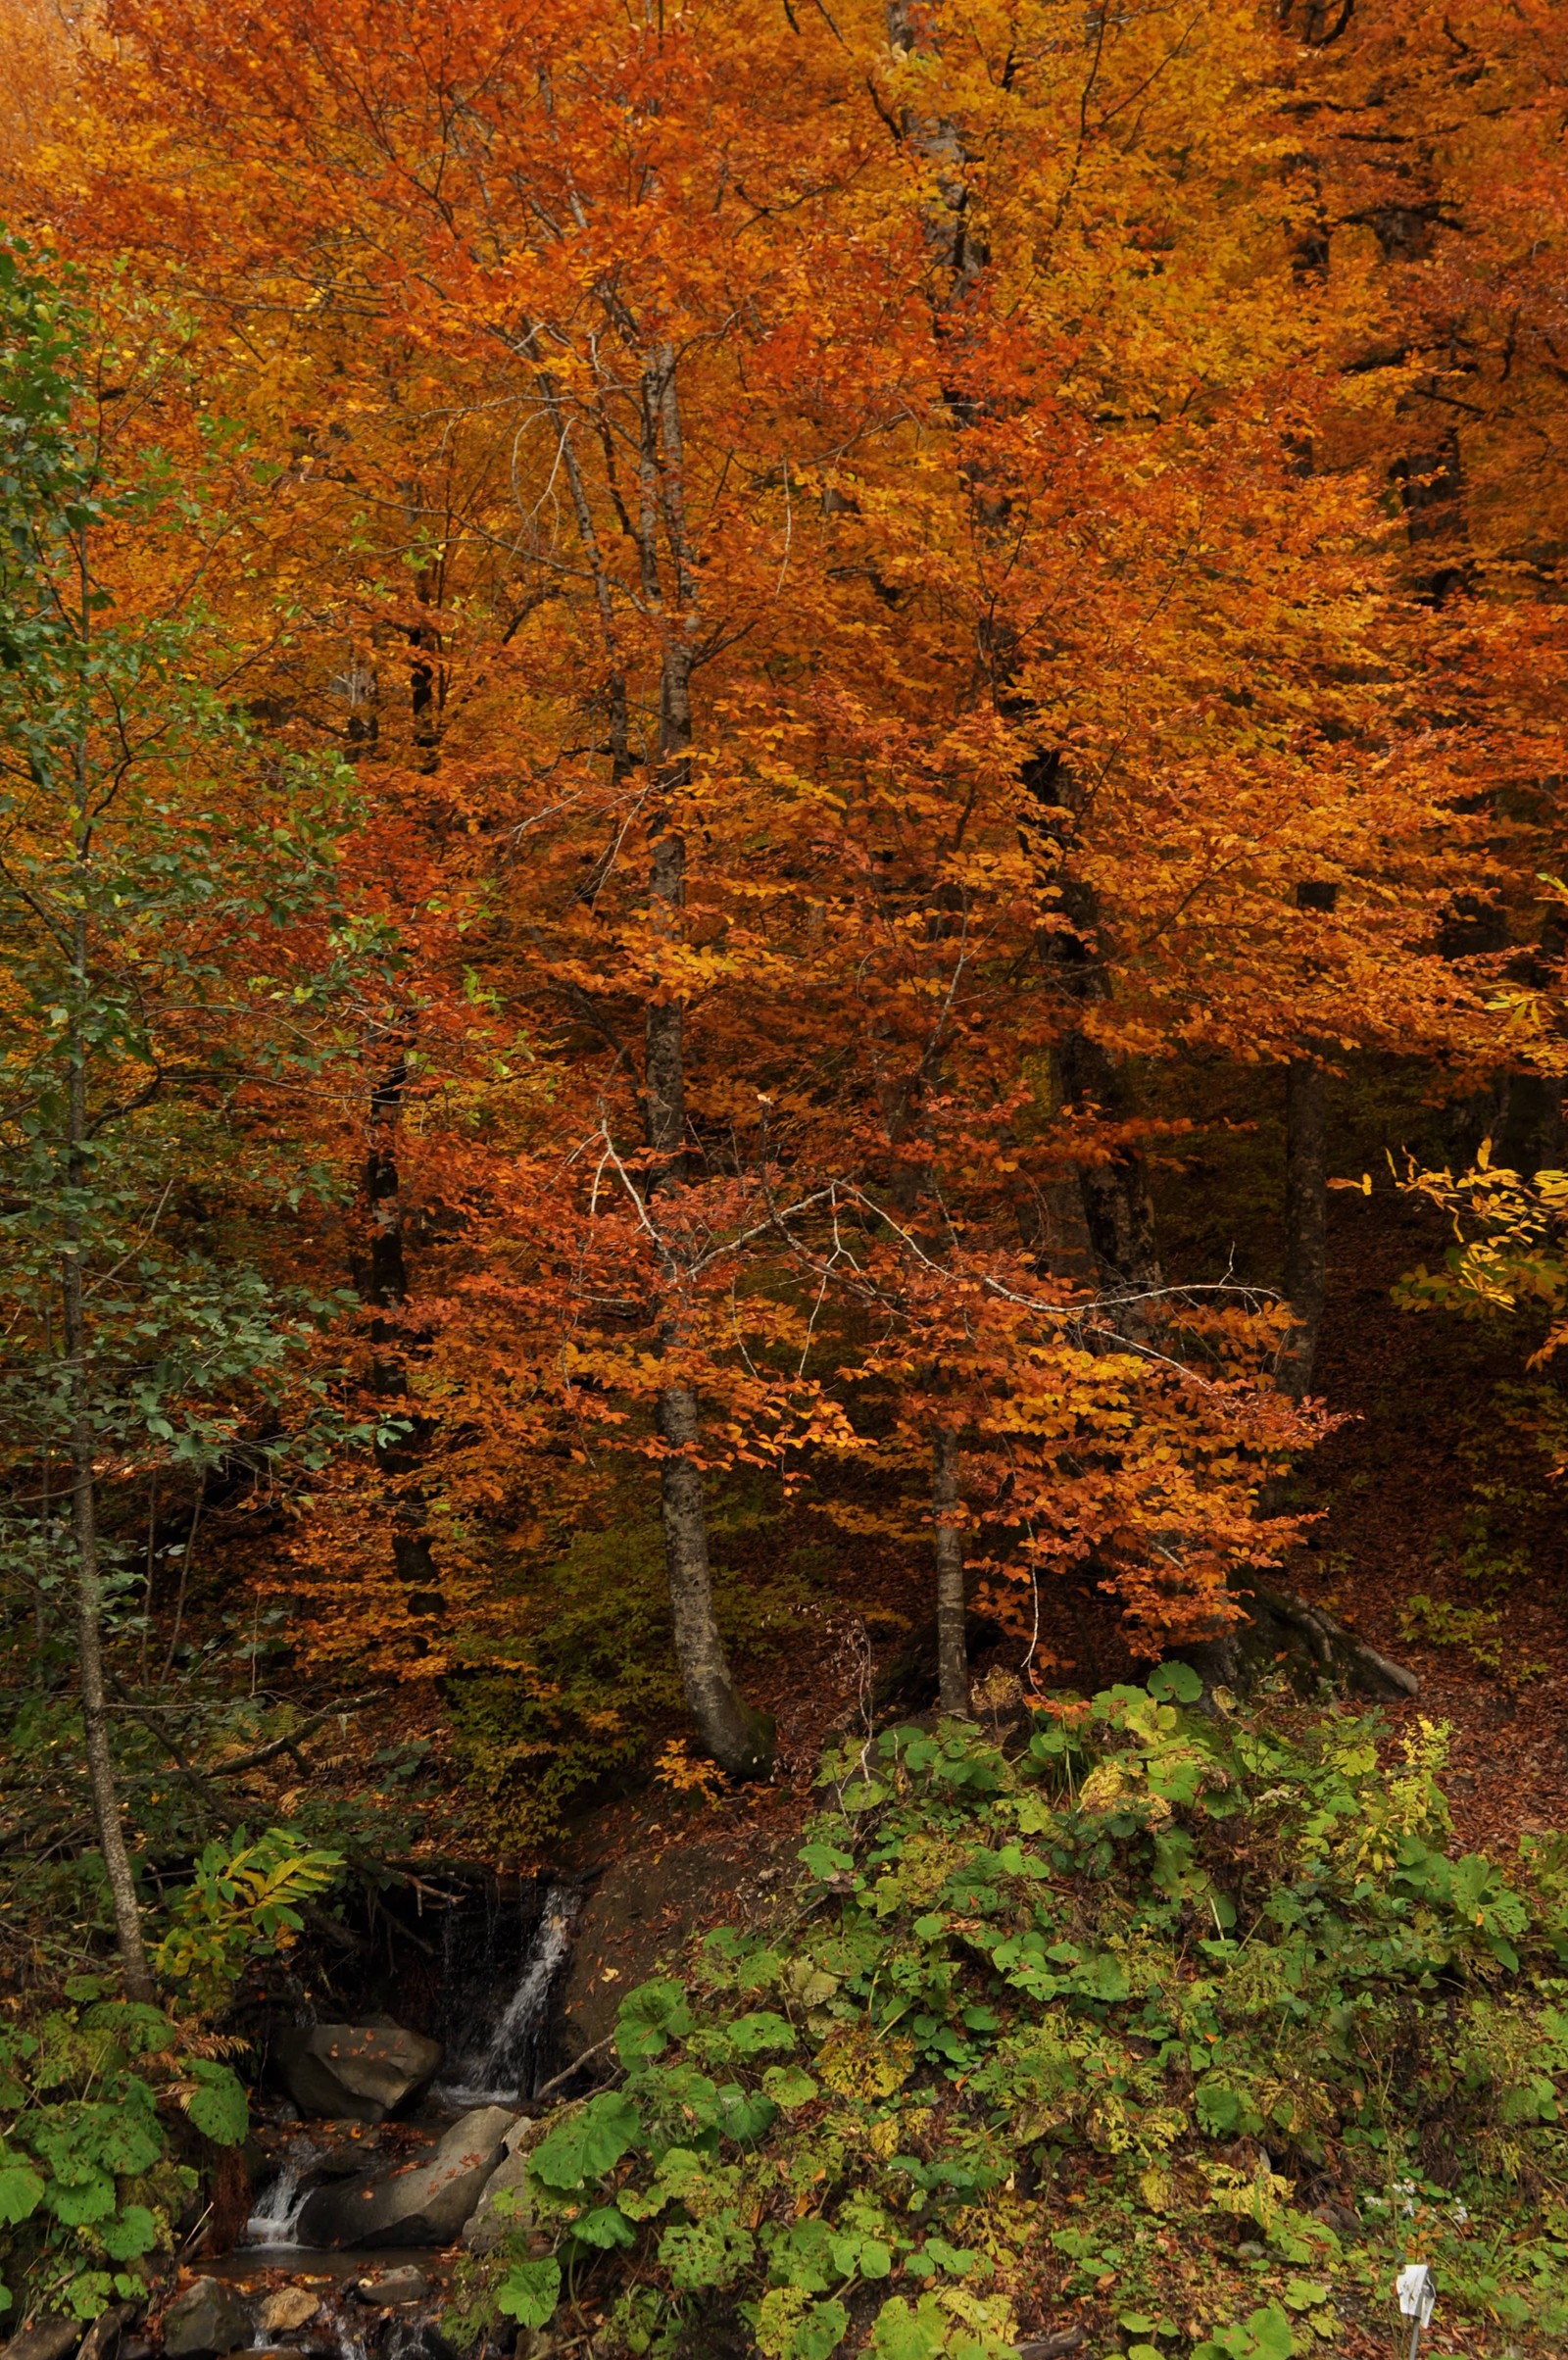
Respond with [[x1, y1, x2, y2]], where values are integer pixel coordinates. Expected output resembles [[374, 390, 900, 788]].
[[0, 1985, 249, 2324], [460, 1675, 1568, 2355]]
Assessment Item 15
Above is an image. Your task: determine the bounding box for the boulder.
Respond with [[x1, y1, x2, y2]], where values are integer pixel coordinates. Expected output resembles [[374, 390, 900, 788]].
[[462, 2113, 551, 2255], [557, 1820, 797, 2065], [295, 2107, 515, 2249], [352, 2270, 427, 2308], [160, 2280, 250, 2360], [257, 2291, 318, 2339], [312, 2124, 385, 2177], [274, 2026, 443, 2124]]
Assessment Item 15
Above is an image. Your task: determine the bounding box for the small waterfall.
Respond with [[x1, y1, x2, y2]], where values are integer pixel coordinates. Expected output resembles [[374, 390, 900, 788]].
[[244, 2135, 318, 2248], [240, 1873, 579, 2261], [433, 1882, 580, 2107]]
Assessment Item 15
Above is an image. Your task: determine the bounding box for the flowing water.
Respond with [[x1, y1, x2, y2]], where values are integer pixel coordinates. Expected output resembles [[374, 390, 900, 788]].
[[244, 2135, 320, 2248], [242, 1876, 579, 2261], [431, 1880, 580, 2108]]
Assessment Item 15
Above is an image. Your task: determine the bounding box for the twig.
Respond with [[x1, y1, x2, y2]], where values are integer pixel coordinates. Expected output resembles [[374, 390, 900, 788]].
[[532, 2033, 618, 2103], [202, 1692, 391, 1778]]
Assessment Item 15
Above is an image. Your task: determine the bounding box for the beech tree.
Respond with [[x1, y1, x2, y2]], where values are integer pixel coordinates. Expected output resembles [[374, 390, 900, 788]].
[[27, 0, 1509, 1762]]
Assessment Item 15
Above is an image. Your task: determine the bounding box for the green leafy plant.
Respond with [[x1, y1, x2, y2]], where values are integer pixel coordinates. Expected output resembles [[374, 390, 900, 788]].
[[1396, 1593, 1509, 1674], [0, 1986, 248, 2324], [448, 1682, 1568, 2356], [154, 1826, 344, 2013], [1191, 2303, 1296, 2360]]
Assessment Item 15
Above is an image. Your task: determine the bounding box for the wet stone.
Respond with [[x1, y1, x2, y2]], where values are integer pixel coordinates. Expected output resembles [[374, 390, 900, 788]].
[[257, 2291, 319, 2338], [315, 2125, 387, 2178], [0, 2323, 77, 2360], [160, 2280, 250, 2360], [462, 2114, 550, 2255], [296, 2107, 516, 2248], [352, 2271, 427, 2308], [275, 2026, 443, 2125]]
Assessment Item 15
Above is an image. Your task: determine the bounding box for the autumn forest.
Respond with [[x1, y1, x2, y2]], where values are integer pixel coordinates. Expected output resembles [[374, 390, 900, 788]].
[[2, 4, 1568, 2358]]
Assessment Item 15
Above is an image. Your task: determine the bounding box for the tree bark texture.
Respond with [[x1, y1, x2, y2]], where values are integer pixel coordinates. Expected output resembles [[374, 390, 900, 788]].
[[657, 1382, 775, 1777], [65, 958, 155, 2002], [932, 1425, 971, 1716], [1279, 1057, 1328, 1398]]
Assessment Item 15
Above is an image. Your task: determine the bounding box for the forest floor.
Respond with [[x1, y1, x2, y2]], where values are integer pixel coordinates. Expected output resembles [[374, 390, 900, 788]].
[[1292, 1185, 1568, 1857]]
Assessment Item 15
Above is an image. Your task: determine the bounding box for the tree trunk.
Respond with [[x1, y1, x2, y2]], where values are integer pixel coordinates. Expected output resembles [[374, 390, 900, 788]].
[[1057, 1022, 1164, 1325], [68, 1354, 156, 2002], [1393, 423, 1469, 606], [361, 1060, 443, 1609], [1021, 783, 1164, 1333], [657, 1382, 774, 1777], [65, 943, 155, 2002], [1279, 1056, 1327, 1398], [932, 1425, 970, 1716], [641, 358, 772, 1779], [1365, 200, 1474, 607], [643, 832, 688, 1187]]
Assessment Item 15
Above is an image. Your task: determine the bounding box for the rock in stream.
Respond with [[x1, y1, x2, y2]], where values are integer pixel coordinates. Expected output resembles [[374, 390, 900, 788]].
[[160, 2282, 250, 2360], [294, 2108, 516, 2248], [274, 2027, 443, 2125]]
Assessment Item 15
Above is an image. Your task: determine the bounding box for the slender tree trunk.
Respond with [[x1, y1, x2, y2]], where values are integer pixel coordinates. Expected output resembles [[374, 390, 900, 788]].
[[1279, 1057, 1328, 1398], [640, 360, 772, 1779], [1017, 771, 1164, 1331], [657, 1382, 773, 1775], [68, 1314, 155, 2001], [1056, 1021, 1164, 1325], [932, 1426, 970, 1715], [1361, 178, 1474, 607], [65, 917, 154, 2002], [360, 1060, 443, 1607]]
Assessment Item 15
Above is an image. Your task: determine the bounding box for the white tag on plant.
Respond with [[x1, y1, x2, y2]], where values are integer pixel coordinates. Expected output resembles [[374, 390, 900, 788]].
[[1397, 2264, 1437, 2329]]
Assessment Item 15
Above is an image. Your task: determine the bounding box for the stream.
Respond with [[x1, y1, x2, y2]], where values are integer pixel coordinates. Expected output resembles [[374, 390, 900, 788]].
[[241, 1876, 581, 2267]]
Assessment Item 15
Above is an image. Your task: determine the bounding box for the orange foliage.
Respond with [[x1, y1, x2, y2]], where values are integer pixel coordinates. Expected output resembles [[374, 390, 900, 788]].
[[18, 0, 1551, 1710]]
